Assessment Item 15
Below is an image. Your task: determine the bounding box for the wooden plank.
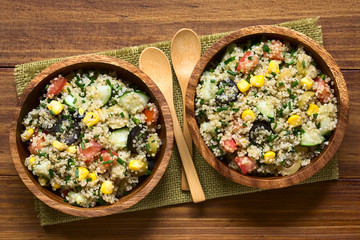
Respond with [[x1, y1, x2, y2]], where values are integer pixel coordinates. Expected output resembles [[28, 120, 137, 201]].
[[2, 68, 359, 178], [0, 176, 359, 239], [0, 0, 359, 68]]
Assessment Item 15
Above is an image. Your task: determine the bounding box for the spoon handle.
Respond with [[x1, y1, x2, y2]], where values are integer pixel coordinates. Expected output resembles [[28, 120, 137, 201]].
[[167, 99, 205, 203]]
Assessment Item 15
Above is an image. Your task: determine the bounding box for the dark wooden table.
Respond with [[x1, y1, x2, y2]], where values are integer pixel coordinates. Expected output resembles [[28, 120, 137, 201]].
[[1, 1, 359, 239]]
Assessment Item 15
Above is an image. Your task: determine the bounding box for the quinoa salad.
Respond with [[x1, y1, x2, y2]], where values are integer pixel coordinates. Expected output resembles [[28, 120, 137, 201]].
[[21, 70, 161, 207], [195, 38, 338, 176]]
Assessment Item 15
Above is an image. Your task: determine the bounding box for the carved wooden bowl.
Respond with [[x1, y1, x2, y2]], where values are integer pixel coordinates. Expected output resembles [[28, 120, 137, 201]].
[[186, 25, 349, 189], [10, 55, 174, 217]]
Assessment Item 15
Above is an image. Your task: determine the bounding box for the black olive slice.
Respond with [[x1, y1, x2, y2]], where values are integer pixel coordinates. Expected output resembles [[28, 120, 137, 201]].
[[127, 125, 147, 153], [215, 79, 239, 104], [249, 120, 273, 146]]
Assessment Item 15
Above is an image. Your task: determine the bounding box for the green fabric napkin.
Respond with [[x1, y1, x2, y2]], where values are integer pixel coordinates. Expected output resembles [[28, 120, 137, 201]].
[[14, 17, 338, 226]]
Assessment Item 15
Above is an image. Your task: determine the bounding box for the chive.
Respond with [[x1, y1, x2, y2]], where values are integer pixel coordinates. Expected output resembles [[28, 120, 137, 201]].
[[210, 79, 216, 83], [228, 48, 234, 54], [58, 124, 63, 133], [290, 48, 296, 57], [209, 69, 214, 73], [321, 74, 326, 80], [271, 72, 277, 77], [277, 109, 283, 117], [109, 150, 113, 157], [132, 118, 140, 124], [313, 113, 318, 118], [267, 134, 278, 142], [216, 107, 228, 112], [151, 139, 155, 143], [67, 87, 71, 94], [200, 99, 204, 104], [278, 82, 284, 87], [227, 70, 236, 76], [216, 88, 224, 95], [292, 80, 299, 88], [263, 89, 268, 93], [311, 61, 317, 67], [289, 101, 292, 110], [120, 112, 125, 118], [287, 88, 292, 95], [101, 160, 113, 165], [285, 130, 291, 136], [87, 178, 91, 182], [263, 44, 270, 53], [242, 123, 247, 127], [280, 160, 285, 166], [106, 79, 112, 87], [317, 122, 321, 128], [66, 176, 70, 182], [146, 170, 152, 175], [75, 169, 79, 178], [94, 135, 99, 138], [267, 39, 271, 44], [100, 156, 103, 162], [288, 60, 295, 65], [224, 56, 235, 65], [248, 56, 253, 60], [73, 97, 77, 104], [220, 120, 227, 126], [48, 169, 54, 179], [231, 108, 240, 112], [138, 133, 143, 139], [37, 152, 48, 157], [84, 139, 89, 143], [81, 142, 85, 150], [235, 62, 239, 70], [45, 84, 49, 89], [146, 143, 150, 151], [50, 109, 55, 115], [274, 122, 278, 129], [302, 60, 306, 68], [117, 157, 125, 165], [265, 75, 271, 80]]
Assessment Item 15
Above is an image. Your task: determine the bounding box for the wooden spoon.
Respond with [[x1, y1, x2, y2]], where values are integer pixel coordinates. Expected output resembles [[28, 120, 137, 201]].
[[139, 47, 205, 203], [171, 28, 201, 190]]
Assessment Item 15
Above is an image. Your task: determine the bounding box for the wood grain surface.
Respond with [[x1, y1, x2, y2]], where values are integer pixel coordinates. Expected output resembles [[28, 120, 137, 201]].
[[0, 0, 359, 239]]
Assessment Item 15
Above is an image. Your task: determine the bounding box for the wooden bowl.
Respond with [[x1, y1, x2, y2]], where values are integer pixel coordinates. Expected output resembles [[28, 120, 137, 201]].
[[186, 25, 349, 189], [10, 55, 174, 217]]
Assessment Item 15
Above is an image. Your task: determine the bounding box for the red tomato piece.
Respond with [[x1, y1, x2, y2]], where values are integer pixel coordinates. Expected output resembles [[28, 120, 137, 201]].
[[79, 140, 102, 164], [314, 77, 331, 103], [234, 156, 257, 175], [263, 40, 285, 61], [143, 106, 159, 126], [222, 138, 237, 153], [236, 51, 259, 74], [28, 132, 45, 154], [47, 75, 67, 99], [99, 150, 118, 171]]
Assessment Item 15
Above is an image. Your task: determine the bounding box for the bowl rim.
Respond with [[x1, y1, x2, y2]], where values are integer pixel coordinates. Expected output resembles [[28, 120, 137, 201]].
[[186, 25, 349, 189], [10, 54, 174, 217]]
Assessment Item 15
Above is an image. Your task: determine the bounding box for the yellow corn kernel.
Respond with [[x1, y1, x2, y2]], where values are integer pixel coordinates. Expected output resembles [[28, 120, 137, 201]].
[[241, 109, 256, 122], [88, 173, 97, 182], [300, 77, 313, 90], [237, 79, 250, 93], [78, 108, 85, 116], [268, 60, 280, 74], [83, 112, 99, 127], [61, 82, 72, 93], [47, 100, 63, 115], [38, 177, 48, 186], [21, 128, 34, 141], [129, 160, 145, 172], [52, 182, 61, 190], [52, 140, 67, 151], [66, 145, 77, 154], [306, 103, 319, 116], [77, 167, 89, 181], [288, 115, 302, 127], [101, 180, 114, 194], [29, 157, 36, 167], [250, 75, 265, 88], [264, 151, 276, 164]]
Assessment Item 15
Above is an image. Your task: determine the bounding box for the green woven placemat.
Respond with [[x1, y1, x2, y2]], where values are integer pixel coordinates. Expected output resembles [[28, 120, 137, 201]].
[[14, 17, 338, 226]]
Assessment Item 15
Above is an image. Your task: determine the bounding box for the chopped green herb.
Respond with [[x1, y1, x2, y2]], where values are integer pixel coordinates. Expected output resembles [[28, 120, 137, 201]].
[[216, 88, 224, 95], [132, 117, 140, 124], [313, 113, 318, 118], [94, 135, 99, 138], [216, 107, 228, 112], [200, 99, 204, 104], [106, 79, 112, 87], [271, 72, 277, 77], [210, 79, 216, 83], [311, 61, 317, 67], [146, 170, 152, 175], [75, 169, 79, 178], [242, 123, 247, 127], [285, 130, 291, 136], [220, 120, 227, 126], [302, 60, 306, 68], [101, 160, 113, 165], [274, 122, 278, 129], [49, 109, 55, 115], [81, 142, 85, 150], [277, 109, 283, 117], [67, 87, 71, 94], [231, 108, 240, 112], [58, 124, 63, 133], [117, 157, 125, 165], [321, 74, 326, 80], [278, 82, 284, 87], [48, 169, 54, 179], [263, 44, 271, 53], [288, 60, 295, 65], [290, 48, 297, 57], [209, 69, 214, 73], [227, 70, 236, 76], [289, 101, 292, 110], [291, 80, 299, 88], [248, 56, 253, 60], [120, 112, 125, 118], [235, 61, 239, 70], [37, 152, 48, 157], [146, 143, 150, 151], [224, 56, 236, 65], [109, 150, 113, 157]]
